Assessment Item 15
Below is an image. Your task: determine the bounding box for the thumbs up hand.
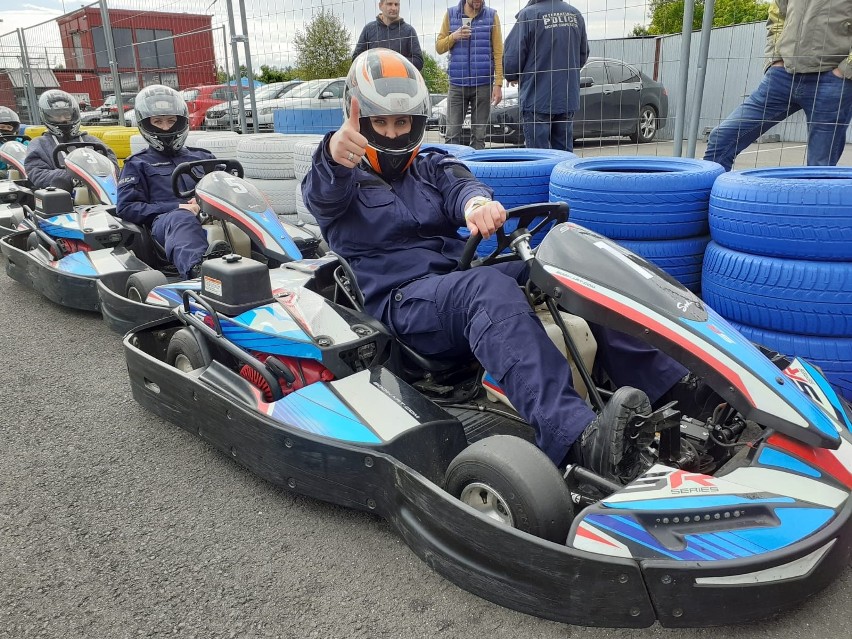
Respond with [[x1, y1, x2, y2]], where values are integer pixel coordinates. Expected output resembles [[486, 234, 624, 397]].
[[329, 97, 369, 169]]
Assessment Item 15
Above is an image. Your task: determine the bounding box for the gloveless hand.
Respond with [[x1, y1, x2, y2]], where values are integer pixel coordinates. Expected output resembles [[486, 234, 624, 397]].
[[329, 97, 368, 169], [465, 199, 506, 239]]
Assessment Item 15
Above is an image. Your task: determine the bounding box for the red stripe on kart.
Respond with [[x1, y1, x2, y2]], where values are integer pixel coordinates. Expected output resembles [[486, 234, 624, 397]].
[[482, 379, 505, 396], [766, 433, 852, 489], [577, 523, 619, 547], [552, 273, 754, 405], [196, 191, 266, 242]]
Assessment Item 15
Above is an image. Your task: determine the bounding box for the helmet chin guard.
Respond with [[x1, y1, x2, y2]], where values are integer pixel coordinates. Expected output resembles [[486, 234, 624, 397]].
[[346, 48, 429, 179]]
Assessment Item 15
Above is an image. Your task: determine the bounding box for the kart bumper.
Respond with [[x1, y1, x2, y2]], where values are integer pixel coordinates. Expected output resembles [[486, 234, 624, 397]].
[[1, 231, 147, 312], [97, 271, 173, 334], [124, 317, 852, 628]]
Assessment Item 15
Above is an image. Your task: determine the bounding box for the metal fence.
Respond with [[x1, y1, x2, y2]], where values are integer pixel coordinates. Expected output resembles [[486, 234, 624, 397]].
[[1, 0, 849, 157]]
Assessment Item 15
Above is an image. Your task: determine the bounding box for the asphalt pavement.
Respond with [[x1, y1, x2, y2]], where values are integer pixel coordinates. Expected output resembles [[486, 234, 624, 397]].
[[1, 139, 851, 637]]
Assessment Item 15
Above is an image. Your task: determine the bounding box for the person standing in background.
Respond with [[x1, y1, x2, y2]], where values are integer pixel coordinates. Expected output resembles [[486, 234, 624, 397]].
[[436, 0, 504, 150], [503, 0, 588, 151], [353, 0, 424, 70], [704, 0, 852, 171]]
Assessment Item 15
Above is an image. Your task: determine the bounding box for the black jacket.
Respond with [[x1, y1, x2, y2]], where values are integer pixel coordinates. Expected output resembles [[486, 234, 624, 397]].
[[353, 17, 424, 70]]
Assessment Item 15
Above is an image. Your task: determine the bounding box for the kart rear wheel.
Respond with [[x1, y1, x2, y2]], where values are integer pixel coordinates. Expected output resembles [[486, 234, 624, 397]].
[[166, 327, 211, 373], [445, 435, 574, 543], [126, 270, 169, 304]]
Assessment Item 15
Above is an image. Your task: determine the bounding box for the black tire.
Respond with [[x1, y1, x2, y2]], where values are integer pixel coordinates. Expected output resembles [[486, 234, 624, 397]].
[[709, 167, 852, 260], [125, 270, 169, 304], [26, 232, 42, 251], [630, 105, 658, 143], [444, 435, 574, 543], [166, 327, 211, 373]]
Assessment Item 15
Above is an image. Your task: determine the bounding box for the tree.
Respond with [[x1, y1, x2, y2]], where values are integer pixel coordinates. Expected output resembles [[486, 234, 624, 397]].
[[293, 9, 352, 80], [257, 64, 299, 83], [421, 53, 448, 93], [633, 0, 770, 36]]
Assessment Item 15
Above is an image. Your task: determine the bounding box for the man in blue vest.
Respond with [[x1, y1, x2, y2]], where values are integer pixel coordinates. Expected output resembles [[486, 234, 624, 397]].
[[504, 0, 589, 151], [436, 0, 504, 150]]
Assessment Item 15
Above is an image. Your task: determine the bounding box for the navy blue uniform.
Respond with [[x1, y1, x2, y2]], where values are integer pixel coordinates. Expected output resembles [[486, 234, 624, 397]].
[[118, 146, 214, 278], [304, 137, 686, 465], [25, 133, 119, 190]]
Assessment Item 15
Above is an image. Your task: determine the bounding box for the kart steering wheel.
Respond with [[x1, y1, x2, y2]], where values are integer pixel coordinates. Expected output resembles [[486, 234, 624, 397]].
[[171, 159, 244, 199], [457, 201, 569, 271], [51, 141, 112, 168]]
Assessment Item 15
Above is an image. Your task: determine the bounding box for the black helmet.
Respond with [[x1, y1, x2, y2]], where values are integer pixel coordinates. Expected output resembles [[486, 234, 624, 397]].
[[345, 48, 429, 179], [134, 85, 189, 156], [0, 106, 21, 141], [38, 90, 81, 140]]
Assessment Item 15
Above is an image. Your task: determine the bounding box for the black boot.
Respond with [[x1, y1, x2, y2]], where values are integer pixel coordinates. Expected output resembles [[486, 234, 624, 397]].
[[575, 386, 652, 484]]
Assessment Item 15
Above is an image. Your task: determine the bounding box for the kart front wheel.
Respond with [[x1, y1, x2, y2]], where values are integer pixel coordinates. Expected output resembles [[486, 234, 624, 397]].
[[166, 327, 211, 373], [444, 435, 574, 543], [126, 270, 169, 303]]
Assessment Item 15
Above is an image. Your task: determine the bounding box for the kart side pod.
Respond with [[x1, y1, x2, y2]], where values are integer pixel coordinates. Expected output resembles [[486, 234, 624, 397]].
[[200, 254, 273, 316]]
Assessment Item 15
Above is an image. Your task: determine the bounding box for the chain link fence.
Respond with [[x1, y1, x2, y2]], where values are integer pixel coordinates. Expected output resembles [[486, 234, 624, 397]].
[[1, 1, 849, 164]]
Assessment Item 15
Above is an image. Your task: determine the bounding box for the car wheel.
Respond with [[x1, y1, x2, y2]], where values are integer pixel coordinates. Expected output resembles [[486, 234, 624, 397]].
[[166, 327, 211, 373], [631, 105, 658, 143], [125, 269, 169, 303], [444, 435, 575, 543]]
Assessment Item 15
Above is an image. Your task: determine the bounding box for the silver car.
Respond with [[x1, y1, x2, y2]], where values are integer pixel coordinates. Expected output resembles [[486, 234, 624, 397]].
[[203, 81, 302, 131], [244, 78, 346, 131]]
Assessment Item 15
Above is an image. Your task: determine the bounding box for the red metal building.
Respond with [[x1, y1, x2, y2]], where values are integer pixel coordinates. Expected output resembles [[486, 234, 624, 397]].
[[56, 7, 217, 102]]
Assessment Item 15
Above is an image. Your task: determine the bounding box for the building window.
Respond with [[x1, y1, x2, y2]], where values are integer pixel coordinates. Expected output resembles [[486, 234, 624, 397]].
[[71, 32, 85, 69], [136, 29, 175, 69], [91, 27, 133, 69]]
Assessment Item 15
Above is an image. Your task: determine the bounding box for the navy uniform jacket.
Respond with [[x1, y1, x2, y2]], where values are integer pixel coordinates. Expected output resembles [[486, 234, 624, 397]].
[[117, 146, 215, 226], [503, 0, 589, 114], [303, 135, 492, 320], [25, 133, 119, 190]]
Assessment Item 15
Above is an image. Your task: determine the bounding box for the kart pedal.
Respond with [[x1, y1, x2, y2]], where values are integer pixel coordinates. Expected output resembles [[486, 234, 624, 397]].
[[630, 402, 681, 434], [413, 379, 455, 396]]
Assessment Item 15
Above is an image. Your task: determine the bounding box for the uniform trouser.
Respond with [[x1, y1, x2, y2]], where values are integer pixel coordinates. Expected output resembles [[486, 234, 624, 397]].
[[445, 83, 493, 150], [151, 209, 208, 278], [704, 66, 852, 171], [384, 262, 687, 465], [522, 111, 575, 152]]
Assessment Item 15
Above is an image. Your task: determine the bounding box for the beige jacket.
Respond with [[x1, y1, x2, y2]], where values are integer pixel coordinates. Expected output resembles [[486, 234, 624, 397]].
[[765, 0, 852, 79]]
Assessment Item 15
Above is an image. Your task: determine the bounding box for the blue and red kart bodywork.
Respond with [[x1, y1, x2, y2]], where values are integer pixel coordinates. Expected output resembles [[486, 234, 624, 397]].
[[122, 214, 852, 628]]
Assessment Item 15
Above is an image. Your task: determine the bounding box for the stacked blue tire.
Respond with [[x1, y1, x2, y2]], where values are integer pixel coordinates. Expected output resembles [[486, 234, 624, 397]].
[[548, 157, 724, 293], [702, 167, 852, 400], [457, 148, 576, 255]]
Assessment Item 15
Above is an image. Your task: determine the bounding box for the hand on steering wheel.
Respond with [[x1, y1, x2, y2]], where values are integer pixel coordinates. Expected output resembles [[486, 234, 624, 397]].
[[465, 199, 506, 239], [457, 201, 569, 271]]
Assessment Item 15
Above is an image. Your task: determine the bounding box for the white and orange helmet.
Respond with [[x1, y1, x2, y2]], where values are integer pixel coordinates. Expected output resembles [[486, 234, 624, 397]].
[[346, 48, 429, 178]]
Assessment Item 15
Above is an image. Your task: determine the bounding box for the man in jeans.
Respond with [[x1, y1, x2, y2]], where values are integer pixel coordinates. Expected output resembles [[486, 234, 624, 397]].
[[503, 0, 588, 151], [436, 0, 504, 150], [704, 0, 852, 170]]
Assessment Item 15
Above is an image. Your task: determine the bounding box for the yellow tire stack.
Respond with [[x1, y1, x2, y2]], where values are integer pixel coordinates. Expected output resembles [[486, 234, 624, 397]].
[[101, 127, 139, 169]]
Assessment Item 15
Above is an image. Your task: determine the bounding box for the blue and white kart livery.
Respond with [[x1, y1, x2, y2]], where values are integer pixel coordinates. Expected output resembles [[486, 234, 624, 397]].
[[121, 202, 852, 628]]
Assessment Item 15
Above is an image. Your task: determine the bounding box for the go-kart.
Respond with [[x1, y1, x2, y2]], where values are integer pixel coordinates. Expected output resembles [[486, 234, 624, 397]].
[[96, 158, 322, 334], [122, 202, 852, 628], [0, 149, 318, 315], [0, 139, 34, 237]]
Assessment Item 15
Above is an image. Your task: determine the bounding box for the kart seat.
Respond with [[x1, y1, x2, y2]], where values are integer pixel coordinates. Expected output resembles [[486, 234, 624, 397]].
[[332, 253, 457, 375]]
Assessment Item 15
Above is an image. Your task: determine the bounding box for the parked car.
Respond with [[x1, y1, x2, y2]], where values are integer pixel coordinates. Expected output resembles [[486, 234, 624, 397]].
[[182, 85, 238, 129], [243, 78, 345, 131], [445, 58, 668, 145], [203, 81, 302, 131]]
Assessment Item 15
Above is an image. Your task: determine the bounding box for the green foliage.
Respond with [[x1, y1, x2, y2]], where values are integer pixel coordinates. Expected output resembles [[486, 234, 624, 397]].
[[257, 64, 299, 84], [421, 53, 449, 93], [293, 9, 352, 80], [635, 0, 770, 36]]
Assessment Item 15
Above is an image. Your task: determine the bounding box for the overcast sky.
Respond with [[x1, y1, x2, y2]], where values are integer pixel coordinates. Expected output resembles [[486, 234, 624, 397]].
[[0, 1, 652, 69]]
